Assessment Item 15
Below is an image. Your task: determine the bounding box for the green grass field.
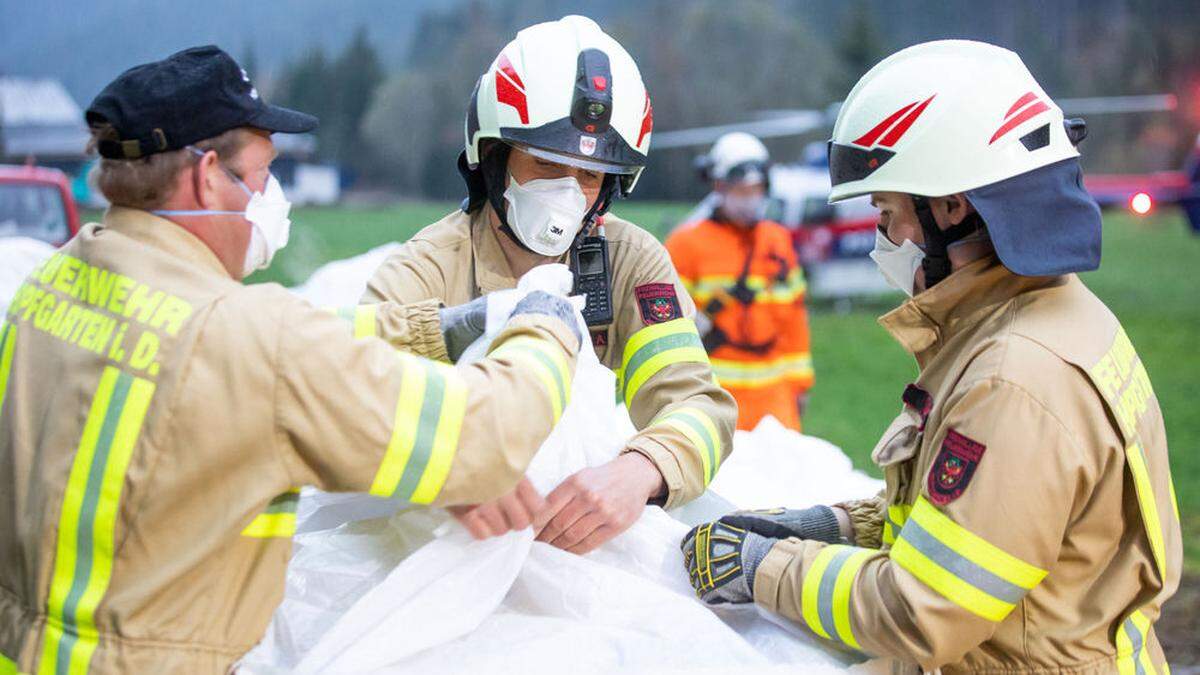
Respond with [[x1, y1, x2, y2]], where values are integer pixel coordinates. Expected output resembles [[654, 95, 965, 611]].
[[250, 201, 1199, 569]]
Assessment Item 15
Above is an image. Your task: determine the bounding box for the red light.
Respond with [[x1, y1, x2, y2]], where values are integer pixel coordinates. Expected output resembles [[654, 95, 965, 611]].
[[1130, 192, 1153, 215]]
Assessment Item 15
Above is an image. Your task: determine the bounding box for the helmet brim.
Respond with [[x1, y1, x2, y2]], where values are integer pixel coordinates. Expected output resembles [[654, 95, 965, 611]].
[[515, 142, 640, 175]]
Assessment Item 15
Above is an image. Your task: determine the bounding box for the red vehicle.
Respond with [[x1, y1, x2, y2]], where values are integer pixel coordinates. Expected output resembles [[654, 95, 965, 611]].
[[1084, 133, 1200, 231], [0, 164, 82, 245], [768, 163, 887, 298]]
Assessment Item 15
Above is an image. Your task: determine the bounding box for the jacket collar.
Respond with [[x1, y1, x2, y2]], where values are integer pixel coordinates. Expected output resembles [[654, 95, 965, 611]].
[[470, 208, 519, 295], [468, 207, 571, 295], [878, 256, 1058, 364], [101, 207, 231, 278]]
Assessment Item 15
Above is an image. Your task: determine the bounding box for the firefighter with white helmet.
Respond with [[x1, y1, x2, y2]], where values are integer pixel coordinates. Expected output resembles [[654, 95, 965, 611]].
[[668, 132, 814, 432], [363, 16, 735, 553], [684, 40, 1180, 673]]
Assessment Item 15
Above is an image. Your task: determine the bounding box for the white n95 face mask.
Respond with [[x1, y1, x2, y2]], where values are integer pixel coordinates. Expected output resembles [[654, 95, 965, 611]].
[[720, 193, 766, 225], [503, 175, 589, 257], [869, 227, 925, 297], [238, 174, 292, 276], [155, 150, 293, 278]]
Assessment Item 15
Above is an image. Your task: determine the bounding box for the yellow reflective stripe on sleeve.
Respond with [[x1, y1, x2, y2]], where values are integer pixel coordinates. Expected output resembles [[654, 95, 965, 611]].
[[1168, 481, 1179, 522], [408, 367, 467, 504], [40, 367, 155, 675], [801, 546, 839, 640], [0, 322, 15, 421], [241, 489, 301, 538], [1116, 610, 1156, 675], [800, 544, 874, 649], [241, 513, 297, 538], [889, 496, 1047, 622], [1125, 443, 1168, 581], [370, 354, 468, 505], [881, 503, 912, 546], [1, 651, 18, 675], [325, 305, 378, 339], [620, 319, 708, 407], [489, 336, 571, 423], [654, 406, 722, 484], [353, 304, 378, 339]]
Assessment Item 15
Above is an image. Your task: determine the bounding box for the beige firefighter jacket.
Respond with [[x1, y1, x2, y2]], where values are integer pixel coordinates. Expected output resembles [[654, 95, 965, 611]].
[[362, 208, 737, 509], [754, 257, 1181, 674], [0, 207, 579, 673]]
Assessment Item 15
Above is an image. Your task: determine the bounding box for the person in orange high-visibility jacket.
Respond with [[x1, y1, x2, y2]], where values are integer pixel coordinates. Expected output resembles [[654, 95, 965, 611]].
[[666, 132, 813, 431]]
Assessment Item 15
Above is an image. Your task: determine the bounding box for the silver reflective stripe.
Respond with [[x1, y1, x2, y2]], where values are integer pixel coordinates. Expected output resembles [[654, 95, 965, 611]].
[[1124, 618, 1146, 675], [816, 547, 858, 638], [900, 517, 1027, 605]]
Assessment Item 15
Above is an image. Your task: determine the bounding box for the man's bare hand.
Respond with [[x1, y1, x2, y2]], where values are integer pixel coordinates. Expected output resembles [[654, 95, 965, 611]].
[[447, 477, 546, 539], [532, 452, 666, 554]]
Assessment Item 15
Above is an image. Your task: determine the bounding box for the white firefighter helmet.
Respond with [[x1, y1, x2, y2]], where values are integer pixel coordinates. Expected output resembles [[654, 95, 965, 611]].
[[828, 39, 1101, 277], [828, 40, 1078, 202], [701, 132, 770, 184], [464, 15, 652, 200]]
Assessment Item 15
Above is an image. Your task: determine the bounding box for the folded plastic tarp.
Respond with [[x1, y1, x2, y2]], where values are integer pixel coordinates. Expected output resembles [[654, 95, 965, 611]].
[[237, 253, 886, 674]]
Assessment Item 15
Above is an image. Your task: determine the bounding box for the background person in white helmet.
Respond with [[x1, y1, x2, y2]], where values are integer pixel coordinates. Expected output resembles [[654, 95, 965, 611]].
[[682, 40, 1181, 673], [667, 132, 814, 433], [362, 16, 736, 554]]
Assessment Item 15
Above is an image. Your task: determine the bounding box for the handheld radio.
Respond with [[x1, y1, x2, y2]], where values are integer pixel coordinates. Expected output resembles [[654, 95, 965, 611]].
[[570, 227, 613, 327]]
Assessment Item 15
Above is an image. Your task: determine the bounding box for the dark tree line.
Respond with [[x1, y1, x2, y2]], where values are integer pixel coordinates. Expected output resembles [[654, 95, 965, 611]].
[[268, 0, 1200, 200]]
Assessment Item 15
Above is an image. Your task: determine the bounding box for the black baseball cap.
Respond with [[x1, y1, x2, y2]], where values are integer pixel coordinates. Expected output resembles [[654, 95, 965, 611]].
[[86, 45, 318, 160]]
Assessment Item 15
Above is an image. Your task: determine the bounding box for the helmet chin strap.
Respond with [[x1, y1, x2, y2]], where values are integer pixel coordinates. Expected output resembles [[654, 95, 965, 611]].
[[912, 196, 982, 288]]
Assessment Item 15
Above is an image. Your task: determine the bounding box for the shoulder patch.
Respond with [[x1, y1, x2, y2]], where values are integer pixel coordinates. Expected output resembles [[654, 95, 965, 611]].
[[927, 428, 986, 505], [635, 283, 682, 325]]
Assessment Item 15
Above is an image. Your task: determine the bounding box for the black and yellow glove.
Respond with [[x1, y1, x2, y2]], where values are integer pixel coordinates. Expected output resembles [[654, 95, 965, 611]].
[[681, 521, 776, 605]]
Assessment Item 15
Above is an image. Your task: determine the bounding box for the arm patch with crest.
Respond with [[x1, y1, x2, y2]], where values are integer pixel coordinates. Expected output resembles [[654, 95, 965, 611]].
[[927, 428, 986, 505], [635, 283, 682, 325]]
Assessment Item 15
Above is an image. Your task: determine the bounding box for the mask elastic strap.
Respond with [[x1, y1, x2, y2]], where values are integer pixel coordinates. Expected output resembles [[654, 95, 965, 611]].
[[913, 196, 979, 287], [186, 145, 253, 197], [154, 147, 256, 219], [152, 209, 244, 217]]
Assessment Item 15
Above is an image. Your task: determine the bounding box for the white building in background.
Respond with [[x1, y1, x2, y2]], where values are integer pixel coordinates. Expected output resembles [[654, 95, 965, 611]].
[[0, 76, 90, 163], [0, 76, 340, 207]]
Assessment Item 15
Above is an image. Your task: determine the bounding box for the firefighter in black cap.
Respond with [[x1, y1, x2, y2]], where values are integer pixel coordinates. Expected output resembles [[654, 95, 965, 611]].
[[0, 45, 581, 672]]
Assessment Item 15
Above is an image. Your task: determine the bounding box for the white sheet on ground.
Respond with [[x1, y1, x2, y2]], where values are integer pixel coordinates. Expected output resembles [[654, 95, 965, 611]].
[[236, 251, 885, 674]]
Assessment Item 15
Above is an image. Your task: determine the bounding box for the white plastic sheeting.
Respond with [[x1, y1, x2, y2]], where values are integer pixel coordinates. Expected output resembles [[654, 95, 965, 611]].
[[289, 242, 403, 307], [242, 360, 882, 674], [234, 253, 886, 674], [0, 236, 56, 316]]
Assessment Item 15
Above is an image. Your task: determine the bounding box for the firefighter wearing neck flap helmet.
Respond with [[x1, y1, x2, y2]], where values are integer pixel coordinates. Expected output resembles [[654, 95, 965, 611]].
[[682, 40, 1180, 674], [363, 16, 736, 553]]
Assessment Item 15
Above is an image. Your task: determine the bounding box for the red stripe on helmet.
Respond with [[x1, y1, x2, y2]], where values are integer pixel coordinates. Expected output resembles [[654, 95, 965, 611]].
[[989, 100, 1050, 145], [1005, 91, 1038, 119], [495, 54, 529, 124], [637, 92, 653, 148], [878, 94, 936, 148], [851, 100, 918, 148], [497, 53, 525, 90]]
